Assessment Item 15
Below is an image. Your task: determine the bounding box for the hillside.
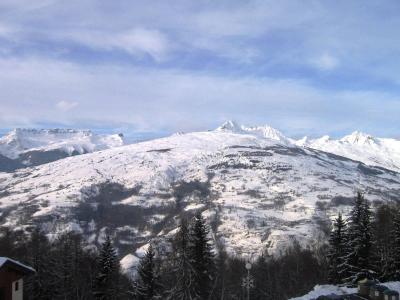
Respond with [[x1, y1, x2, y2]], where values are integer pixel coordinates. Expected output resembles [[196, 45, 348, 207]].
[[1, 124, 399, 269]]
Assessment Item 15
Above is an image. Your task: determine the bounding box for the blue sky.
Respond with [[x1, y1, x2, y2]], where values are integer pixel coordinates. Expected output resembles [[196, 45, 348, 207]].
[[0, 0, 399, 138]]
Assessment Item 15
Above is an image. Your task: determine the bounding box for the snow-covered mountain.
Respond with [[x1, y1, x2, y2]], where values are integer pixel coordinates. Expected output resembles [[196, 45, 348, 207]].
[[295, 131, 400, 172], [1, 122, 399, 267], [0, 128, 125, 171], [217, 121, 400, 172], [217, 120, 291, 144]]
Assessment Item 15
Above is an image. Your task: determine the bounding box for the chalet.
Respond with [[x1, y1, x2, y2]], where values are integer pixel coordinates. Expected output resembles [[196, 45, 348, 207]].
[[383, 290, 399, 300], [369, 284, 389, 300], [314, 279, 400, 300], [0, 257, 35, 300], [358, 279, 377, 297]]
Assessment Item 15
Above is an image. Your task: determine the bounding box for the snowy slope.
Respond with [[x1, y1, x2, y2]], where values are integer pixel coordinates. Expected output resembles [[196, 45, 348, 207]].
[[218, 121, 400, 172], [295, 131, 400, 172], [1, 124, 399, 262], [290, 282, 400, 299], [0, 128, 125, 170]]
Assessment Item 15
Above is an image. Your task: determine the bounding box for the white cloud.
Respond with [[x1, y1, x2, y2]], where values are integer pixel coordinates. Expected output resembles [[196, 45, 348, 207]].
[[312, 53, 340, 71], [0, 1, 399, 137], [0, 56, 399, 137], [0, 22, 18, 39], [111, 28, 170, 61], [64, 28, 170, 61], [1, 0, 400, 77], [56, 100, 78, 111]]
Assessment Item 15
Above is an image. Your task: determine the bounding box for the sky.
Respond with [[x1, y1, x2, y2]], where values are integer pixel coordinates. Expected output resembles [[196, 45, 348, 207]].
[[0, 0, 399, 138]]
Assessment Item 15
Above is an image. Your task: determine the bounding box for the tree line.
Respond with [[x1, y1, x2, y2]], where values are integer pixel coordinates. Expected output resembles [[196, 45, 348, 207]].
[[0, 210, 327, 299], [328, 191, 400, 285], [7, 191, 396, 299]]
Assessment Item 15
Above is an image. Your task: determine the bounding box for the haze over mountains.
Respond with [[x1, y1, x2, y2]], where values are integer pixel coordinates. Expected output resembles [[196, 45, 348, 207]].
[[0, 121, 399, 271]]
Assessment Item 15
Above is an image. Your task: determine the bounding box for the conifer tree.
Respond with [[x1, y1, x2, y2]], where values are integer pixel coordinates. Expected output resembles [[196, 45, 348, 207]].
[[25, 228, 57, 300], [189, 212, 215, 299], [135, 244, 161, 300], [391, 207, 400, 279], [328, 212, 347, 284], [372, 204, 395, 281], [94, 235, 120, 300], [213, 243, 228, 300], [167, 218, 198, 300], [342, 192, 374, 283]]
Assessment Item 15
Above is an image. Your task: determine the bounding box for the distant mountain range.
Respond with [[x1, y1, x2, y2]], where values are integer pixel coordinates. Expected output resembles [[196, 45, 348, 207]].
[[218, 121, 400, 172], [0, 128, 125, 171], [0, 122, 399, 271], [2, 123, 399, 172]]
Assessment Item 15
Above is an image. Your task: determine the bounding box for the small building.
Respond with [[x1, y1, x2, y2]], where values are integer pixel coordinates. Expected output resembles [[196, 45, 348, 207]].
[[384, 289, 399, 300], [316, 294, 346, 299], [0, 257, 35, 300], [370, 284, 389, 300], [358, 278, 376, 297]]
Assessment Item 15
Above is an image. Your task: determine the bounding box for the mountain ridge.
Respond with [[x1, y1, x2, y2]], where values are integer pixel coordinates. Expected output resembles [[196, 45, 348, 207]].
[[1, 127, 399, 268], [216, 121, 400, 172], [2, 123, 399, 172], [0, 128, 125, 171]]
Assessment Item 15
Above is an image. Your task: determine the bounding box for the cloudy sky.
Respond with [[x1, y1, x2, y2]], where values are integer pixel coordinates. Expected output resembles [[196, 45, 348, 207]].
[[0, 0, 399, 138]]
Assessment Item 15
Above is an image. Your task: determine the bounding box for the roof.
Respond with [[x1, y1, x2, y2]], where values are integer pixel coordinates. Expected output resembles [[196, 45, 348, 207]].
[[0, 257, 35, 274], [372, 285, 389, 292], [316, 294, 346, 299], [358, 279, 375, 286], [343, 294, 369, 299], [384, 290, 399, 296]]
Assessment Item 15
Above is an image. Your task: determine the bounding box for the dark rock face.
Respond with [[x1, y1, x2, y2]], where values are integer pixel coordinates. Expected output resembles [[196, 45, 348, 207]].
[[0, 149, 87, 172], [0, 154, 23, 172], [19, 149, 71, 166]]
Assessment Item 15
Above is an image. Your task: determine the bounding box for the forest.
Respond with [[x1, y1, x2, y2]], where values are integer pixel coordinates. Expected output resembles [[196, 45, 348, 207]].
[[1, 192, 399, 300]]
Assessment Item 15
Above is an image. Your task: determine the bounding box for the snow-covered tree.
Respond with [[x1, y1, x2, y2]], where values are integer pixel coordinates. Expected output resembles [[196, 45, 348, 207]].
[[390, 207, 400, 280], [189, 212, 215, 299], [27, 228, 57, 300], [135, 244, 161, 300], [371, 204, 395, 281], [167, 218, 198, 300], [328, 212, 347, 284], [341, 192, 374, 283], [93, 235, 120, 300]]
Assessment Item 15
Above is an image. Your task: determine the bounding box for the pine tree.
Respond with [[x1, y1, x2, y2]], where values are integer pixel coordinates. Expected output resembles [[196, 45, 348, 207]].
[[135, 244, 161, 300], [391, 207, 400, 280], [25, 228, 57, 300], [328, 212, 347, 284], [342, 192, 374, 284], [189, 212, 215, 299], [372, 204, 396, 281], [167, 218, 198, 300], [213, 243, 228, 300], [93, 235, 120, 300], [0, 228, 15, 257], [51, 232, 96, 299]]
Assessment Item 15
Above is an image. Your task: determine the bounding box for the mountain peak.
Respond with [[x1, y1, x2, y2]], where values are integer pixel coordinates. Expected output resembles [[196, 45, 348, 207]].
[[296, 136, 310, 146], [245, 124, 288, 142], [341, 131, 377, 145], [216, 120, 243, 132], [216, 121, 289, 143], [318, 135, 331, 142]]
